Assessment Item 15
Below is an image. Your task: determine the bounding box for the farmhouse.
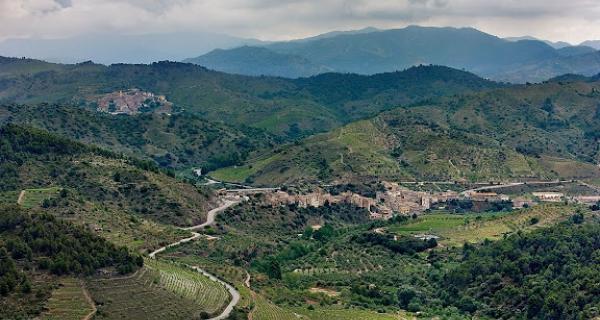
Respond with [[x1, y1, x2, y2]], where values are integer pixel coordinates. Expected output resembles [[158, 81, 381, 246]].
[[532, 192, 564, 202]]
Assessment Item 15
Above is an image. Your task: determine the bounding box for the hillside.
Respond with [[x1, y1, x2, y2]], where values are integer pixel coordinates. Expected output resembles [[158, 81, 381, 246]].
[[163, 188, 596, 319], [0, 205, 142, 318], [188, 26, 600, 83], [0, 58, 501, 139], [212, 78, 600, 184], [0, 104, 275, 171], [0, 124, 217, 253]]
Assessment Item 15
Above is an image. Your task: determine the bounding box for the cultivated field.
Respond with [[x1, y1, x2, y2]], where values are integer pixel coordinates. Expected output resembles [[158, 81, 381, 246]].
[[387, 205, 575, 246], [387, 213, 470, 235], [293, 306, 414, 320], [18, 187, 62, 208], [40, 278, 94, 320], [87, 261, 230, 320], [146, 259, 230, 315], [251, 294, 301, 320]]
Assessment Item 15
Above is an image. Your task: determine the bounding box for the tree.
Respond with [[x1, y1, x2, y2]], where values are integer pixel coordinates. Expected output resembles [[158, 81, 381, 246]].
[[397, 286, 417, 309], [267, 258, 282, 279], [542, 98, 554, 113]]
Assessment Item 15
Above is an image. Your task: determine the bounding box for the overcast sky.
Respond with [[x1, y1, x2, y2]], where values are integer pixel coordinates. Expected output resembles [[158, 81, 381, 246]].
[[1, 0, 599, 44]]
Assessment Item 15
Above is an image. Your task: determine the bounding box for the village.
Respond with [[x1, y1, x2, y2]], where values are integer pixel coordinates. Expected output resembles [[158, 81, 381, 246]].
[[96, 88, 173, 115], [248, 180, 600, 219]]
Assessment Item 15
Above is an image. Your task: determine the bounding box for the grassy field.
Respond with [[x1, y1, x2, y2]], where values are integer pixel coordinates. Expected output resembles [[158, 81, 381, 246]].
[[87, 261, 230, 320], [386, 205, 575, 246], [387, 214, 469, 235], [18, 187, 63, 208], [40, 278, 94, 320]]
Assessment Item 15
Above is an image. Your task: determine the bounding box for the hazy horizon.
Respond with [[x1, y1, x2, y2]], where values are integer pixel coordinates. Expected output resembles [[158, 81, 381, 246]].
[[1, 1, 599, 44]]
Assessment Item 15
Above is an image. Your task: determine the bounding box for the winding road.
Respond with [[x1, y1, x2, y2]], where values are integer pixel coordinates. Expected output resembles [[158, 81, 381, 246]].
[[148, 197, 243, 320], [148, 178, 581, 320], [181, 199, 241, 231]]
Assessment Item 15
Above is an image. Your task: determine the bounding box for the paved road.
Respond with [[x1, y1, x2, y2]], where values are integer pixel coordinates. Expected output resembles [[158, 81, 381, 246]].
[[226, 188, 279, 194], [460, 180, 571, 196], [149, 198, 244, 320]]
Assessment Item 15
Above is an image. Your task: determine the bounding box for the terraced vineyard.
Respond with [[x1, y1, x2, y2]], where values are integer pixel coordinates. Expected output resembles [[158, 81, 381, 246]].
[[18, 187, 62, 208], [252, 294, 302, 320], [167, 254, 248, 284], [146, 260, 230, 315], [87, 262, 229, 320], [40, 278, 94, 320]]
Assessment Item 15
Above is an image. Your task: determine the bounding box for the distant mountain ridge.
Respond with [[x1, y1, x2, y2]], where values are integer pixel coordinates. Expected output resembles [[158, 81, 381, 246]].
[[581, 40, 600, 50], [187, 26, 600, 83], [504, 36, 572, 49], [0, 32, 263, 65], [184, 46, 332, 78]]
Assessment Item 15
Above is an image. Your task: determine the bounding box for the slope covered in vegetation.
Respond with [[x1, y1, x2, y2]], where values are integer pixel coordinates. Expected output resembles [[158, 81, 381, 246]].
[[0, 58, 500, 138], [440, 217, 599, 319], [0, 104, 275, 171], [0, 124, 213, 256], [213, 77, 600, 184], [0, 205, 142, 318]]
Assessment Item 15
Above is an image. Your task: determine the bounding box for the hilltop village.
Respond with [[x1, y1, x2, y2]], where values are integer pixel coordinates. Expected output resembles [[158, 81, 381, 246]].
[[96, 89, 173, 115]]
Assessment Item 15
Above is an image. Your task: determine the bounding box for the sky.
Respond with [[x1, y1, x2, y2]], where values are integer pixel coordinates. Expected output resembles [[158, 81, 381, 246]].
[[1, 0, 600, 44]]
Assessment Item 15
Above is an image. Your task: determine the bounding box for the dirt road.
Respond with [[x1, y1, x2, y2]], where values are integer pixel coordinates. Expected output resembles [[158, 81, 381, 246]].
[[148, 198, 244, 320]]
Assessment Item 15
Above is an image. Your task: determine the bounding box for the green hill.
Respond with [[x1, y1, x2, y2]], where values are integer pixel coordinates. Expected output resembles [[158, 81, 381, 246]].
[[0, 124, 214, 251], [212, 78, 600, 184], [0, 104, 275, 171], [0, 205, 142, 319], [0, 58, 501, 139]]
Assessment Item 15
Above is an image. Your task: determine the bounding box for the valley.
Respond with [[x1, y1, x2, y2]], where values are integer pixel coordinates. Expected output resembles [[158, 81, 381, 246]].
[[1, 24, 600, 319]]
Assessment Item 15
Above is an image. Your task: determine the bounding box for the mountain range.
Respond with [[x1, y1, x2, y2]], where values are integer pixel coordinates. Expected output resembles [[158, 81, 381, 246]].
[[186, 26, 600, 83], [0, 32, 262, 65]]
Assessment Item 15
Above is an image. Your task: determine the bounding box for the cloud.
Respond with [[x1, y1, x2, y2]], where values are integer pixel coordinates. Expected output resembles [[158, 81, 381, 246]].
[[0, 0, 599, 43]]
